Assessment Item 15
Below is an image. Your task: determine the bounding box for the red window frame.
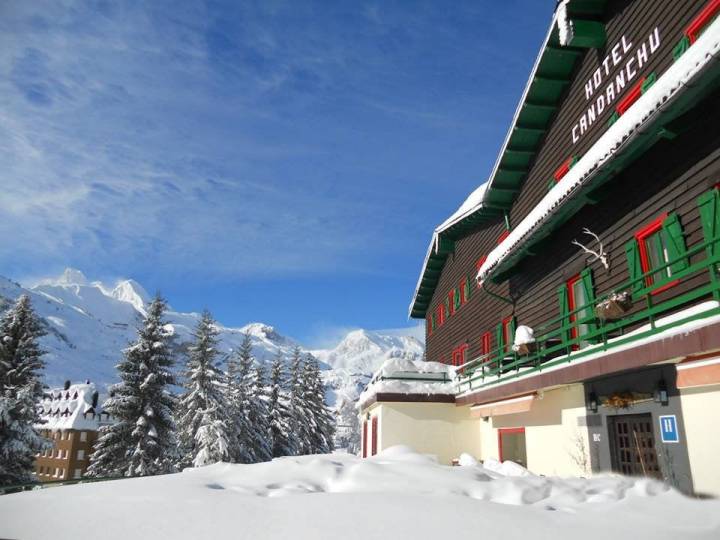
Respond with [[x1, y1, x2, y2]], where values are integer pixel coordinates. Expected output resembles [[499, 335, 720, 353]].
[[566, 274, 582, 344], [498, 230, 510, 244], [553, 156, 573, 182], [437, 303, 446, 326], [459, 277, 468, 304], [502, 316, 513, 353], [481, 332, 491, 356], [451, 344, 468, 367], [448, 290, 456, 316], [362, 420, 368, 458], [498, 427, 525, 462], [635, 213, 679, 295], [687, 0, 720, 44], [371, 416, 378, 456]]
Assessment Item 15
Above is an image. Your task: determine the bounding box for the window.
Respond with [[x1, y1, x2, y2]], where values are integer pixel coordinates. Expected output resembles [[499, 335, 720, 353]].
[[499, 316, 515, 354], [74, 469, 82, 479], [77, 450, 85, 460], [54, 468, 60, 478], [498, 428, 526, 467], [371, 416, 378, 456], [79, 431, 87, 442], [480, 332, 491, 357], [362, 420, 368, 458], [451, 344, 468, 367], [426, 315, 433, 336], [558, 269, 596, 348], [448, 289, 456, 316], [437, 303, 446, 326], [626, 213, 687, 296], [60, 469, 66, 479]]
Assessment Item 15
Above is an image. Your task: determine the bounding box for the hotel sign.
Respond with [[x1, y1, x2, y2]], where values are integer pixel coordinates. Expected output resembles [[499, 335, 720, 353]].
[[571, 27, 662, 145]]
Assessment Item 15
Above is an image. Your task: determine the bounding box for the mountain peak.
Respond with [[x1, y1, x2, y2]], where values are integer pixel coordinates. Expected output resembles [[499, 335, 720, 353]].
[[56, 268, 88, 286], [110, 279, 150, 314]]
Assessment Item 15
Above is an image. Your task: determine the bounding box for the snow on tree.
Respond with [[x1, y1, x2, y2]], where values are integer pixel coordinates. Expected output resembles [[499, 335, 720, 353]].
[[301, 354, 335, 455], [287, 346, 311, 455], [245, 362, 272, 462], [87, 295, 177, 477], [267, 351, 293, 458], [0, 295, 50, 486], [176, 310, 233, 467], [334, 396, 360, 455]]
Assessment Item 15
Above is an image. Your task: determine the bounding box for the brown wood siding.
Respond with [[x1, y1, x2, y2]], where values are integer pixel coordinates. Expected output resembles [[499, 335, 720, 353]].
[[425, 0, 720, 371], [509, 0, 708, 229], [425, 217, 510, 365], [510, 89, 720, 339]]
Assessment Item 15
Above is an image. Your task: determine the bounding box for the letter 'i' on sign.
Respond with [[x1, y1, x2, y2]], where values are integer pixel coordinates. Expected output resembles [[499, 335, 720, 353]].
[[659, 415, 679, 443]]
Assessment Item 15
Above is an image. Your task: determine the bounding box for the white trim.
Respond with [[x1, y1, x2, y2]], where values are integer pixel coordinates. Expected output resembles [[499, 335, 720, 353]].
[[676, 356, 720, 370], [477, 17, 720, 283], [469, 393, 535, 410]]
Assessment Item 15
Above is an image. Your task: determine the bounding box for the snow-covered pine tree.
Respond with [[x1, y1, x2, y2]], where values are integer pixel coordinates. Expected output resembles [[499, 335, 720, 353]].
[[301, 354, 335, 454], [245, 362, 272, 462], [287, 346, 311, 455], [224, 332, 257, 463], [267, 351, 292, 458], [177, 310, 233, 467], [87, 295, 177, 477], [0, 295, 50, 486]]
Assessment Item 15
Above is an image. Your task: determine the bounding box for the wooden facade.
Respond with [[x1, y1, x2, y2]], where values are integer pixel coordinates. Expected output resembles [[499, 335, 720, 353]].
[[421, 0, 720, 383]]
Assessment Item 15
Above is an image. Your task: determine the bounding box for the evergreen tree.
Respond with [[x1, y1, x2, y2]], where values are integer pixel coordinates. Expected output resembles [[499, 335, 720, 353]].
[[87, 295, 176, 477], [245, 362, 272, 462], [301, 354, 335, 454], [287, 346, 310, 454], [267, 351, 292, 457], [225, 332, 258, 463], [177, 310, 233, 467], [0, 295, 49, 486]]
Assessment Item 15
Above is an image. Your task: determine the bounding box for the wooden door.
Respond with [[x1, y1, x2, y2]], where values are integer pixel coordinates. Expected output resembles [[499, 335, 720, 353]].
[[609, 414, 661, 478]]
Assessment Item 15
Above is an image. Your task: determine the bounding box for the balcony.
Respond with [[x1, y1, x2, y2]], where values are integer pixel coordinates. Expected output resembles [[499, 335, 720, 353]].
[[455, 231, 720, 396]]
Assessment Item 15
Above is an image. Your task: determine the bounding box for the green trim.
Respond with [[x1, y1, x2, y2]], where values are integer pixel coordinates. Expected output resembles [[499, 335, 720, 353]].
[[608, 110, 619, 127], [699, 188, 720, 258], [673, 35, 691, 62], [566, 19, 607, 48], [641, 72, 657, 94], [662, 213, 689, 275]]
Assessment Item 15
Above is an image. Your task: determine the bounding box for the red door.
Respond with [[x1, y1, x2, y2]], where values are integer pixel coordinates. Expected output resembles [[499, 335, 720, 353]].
[[362, 420, 368, 458], [371, 416, 378, 456]]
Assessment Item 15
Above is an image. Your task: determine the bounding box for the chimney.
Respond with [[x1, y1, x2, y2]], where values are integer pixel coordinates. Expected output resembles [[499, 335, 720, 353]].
[[91, 391, 99, 408], [63, 380, 70, 390]]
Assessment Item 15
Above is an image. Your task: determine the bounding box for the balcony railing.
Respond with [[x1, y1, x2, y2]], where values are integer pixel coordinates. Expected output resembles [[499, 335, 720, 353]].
[[455, 232, 720, 395]]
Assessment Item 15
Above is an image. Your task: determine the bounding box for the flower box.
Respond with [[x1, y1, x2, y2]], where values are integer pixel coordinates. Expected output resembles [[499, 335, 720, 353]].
[[595, 291, 633, 320]]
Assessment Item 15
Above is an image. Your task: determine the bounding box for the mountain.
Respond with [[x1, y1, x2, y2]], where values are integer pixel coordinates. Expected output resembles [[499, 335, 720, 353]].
[[0, 269, 424, 412]]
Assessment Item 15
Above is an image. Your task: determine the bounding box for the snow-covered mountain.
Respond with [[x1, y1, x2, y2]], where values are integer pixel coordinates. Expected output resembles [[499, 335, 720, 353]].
[[0, 269, 424, 410]]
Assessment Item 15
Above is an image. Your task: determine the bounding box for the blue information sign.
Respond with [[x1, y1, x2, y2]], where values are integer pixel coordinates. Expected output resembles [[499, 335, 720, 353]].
[[659, 415, 679, 443]]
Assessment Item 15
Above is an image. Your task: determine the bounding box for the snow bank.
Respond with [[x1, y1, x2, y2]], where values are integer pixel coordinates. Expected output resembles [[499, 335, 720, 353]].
[[358, 358, 455, 406], [2, 447, 719, 540]]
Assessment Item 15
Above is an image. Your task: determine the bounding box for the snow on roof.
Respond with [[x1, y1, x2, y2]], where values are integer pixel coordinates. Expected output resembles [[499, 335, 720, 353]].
[[38, 382, 111, 431], [477, 17, 720, 284], [358, 358, 455, 407], [408, 183, 489, 318]]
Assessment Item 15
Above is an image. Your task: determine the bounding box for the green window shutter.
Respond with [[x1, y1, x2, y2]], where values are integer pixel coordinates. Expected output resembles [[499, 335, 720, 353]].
[[557, 284, 570, 344], [431, 313, 436, 331], [454, 287, 462, 311], [698, 189, 720, 258], [464, 275, 473, 301], [625, 239, 643, 295], [495, 323, 504, 359], [662, 213, 688, 274], [509, 317, 516, 352], [579, 268, 598, 340]]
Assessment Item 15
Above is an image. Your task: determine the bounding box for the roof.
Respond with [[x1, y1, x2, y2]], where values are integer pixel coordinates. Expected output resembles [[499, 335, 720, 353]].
[[478, 15, 720, 283], [38, 382, 112, 431], [409, 0, 608, 319]]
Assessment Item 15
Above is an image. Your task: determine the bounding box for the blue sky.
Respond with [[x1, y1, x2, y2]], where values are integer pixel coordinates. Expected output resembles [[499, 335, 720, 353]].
[[1, 1, 552, 346]]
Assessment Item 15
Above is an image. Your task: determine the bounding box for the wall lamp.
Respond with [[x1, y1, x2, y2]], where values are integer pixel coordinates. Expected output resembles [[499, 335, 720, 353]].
[[586, 391, 598, 413], [654, 379, 669, 406]]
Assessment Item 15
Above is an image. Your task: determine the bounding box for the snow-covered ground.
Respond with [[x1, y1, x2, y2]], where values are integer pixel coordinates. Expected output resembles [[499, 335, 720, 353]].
[[1, 446, 718, 540]]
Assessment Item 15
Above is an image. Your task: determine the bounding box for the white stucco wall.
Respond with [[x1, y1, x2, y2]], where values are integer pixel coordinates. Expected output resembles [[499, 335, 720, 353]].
[[362, 401, 482, 465], [479, 384, 590, 477], [678, 383, 720, 497]]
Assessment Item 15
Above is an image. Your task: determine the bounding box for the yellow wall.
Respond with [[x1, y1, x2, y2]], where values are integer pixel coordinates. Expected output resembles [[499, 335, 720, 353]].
[[479, 385, 590, 477], [678, 383, 720, 497], [363, 401, 482, 464]]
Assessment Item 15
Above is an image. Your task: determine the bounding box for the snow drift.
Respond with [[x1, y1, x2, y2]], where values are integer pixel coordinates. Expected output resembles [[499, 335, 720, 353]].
[[1, 446, 719, 540]]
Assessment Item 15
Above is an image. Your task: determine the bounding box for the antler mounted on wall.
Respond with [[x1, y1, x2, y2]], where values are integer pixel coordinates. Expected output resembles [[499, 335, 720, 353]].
[[572, 228, 609, 271]]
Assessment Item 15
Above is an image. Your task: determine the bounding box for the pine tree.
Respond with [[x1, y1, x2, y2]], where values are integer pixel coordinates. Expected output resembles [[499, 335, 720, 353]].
[[288, 346, 312, 455], [245, 362, 271, 462], [225, 332, 257, 463], [0, 295, 50, 486], [301, 354, 335, 454], [87, 295, 177, 477], [176, 310, 233, 467], [267, 351, 292, 458]]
